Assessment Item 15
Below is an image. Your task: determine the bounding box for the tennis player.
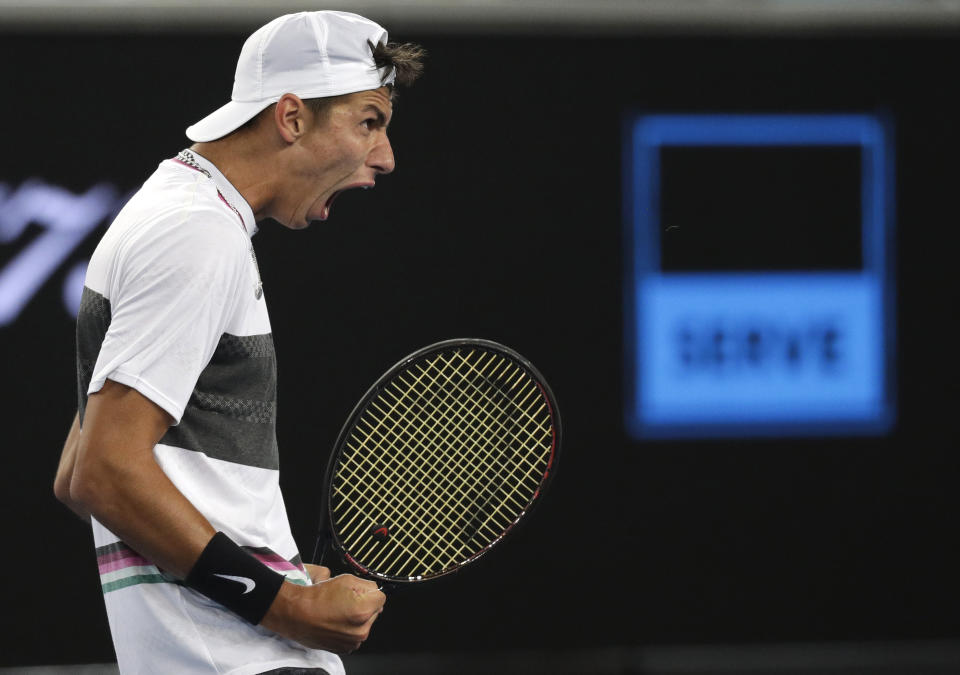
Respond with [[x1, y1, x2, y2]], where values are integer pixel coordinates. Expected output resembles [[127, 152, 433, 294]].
[[53, 11, 423, 674]]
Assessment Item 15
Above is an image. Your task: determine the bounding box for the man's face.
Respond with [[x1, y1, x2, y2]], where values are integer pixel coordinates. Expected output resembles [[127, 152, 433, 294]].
[[281, 86, 395, 229]]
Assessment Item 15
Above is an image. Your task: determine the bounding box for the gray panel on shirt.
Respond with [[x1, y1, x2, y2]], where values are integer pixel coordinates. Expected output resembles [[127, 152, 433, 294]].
[[76, 287, 111, 423], [76, 287, 280, 470]]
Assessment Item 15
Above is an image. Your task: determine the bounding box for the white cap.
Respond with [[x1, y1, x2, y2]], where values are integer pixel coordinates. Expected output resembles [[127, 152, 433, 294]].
[[186, 11, 395, 142]]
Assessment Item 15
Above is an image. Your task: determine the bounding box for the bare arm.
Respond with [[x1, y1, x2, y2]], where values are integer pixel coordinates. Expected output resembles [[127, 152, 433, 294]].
[[69, 379, 214, 577], [70, 378, 386, 652], [54, 411, 89, 521]]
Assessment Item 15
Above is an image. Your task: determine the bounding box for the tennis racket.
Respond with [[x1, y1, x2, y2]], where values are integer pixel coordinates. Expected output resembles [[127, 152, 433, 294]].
[[313, 338, 561, 585]]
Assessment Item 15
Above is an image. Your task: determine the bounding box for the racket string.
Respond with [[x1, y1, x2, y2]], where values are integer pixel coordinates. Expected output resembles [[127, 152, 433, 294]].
[[339, 400, 479, 557], [426, 356, 553, 494], [372, 350, 524, 526], [335, 350, 551, 576], [399, 358, 543, 529], [357, 363, 548, 574], [388, 353, 544, 536], [444, 350, 554, 442], [339, 421, 478, 569], [337, 388, 493, 572], [345, 388, 496, 564], [359, 360, 502, 531], [414, 353, 552, 512], [330, 347, 555, 579], [334, 475, 449, 572], [352, 374, 516, 570]]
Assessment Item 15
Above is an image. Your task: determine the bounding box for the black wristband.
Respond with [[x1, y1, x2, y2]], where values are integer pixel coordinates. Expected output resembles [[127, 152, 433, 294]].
[[185, 532, 285, 625]]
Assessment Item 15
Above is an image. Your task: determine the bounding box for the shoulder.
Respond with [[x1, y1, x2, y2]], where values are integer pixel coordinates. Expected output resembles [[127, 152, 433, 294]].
[[88, 160, 252, 299], [155, 160, 249, 236], [121, 164, 249, 260], [109, 209, 248, 303]]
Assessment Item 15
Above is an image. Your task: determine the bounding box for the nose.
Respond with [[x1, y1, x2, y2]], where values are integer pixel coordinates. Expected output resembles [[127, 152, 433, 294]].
[[369, 134, 395, 175]]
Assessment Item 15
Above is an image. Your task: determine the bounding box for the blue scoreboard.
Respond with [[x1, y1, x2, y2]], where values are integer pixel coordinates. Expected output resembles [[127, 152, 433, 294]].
[[624, 114, 895, 439]]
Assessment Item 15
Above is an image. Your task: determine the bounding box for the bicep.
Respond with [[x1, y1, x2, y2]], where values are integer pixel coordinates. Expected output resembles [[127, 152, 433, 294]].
[[58, 388, 169, 521], [81, 378, 174, 456], [72, 379, 173, 506]]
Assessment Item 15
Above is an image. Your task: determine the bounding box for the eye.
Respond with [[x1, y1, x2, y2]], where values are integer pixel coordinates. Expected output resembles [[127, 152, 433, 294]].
[[362, 118, 377, 131]]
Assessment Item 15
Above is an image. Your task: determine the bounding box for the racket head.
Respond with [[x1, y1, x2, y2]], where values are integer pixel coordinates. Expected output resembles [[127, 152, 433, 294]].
[[316, 338, 560, 584]]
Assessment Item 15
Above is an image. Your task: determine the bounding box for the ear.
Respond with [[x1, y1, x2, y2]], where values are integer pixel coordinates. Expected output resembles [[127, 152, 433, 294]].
[[274, 93, 308, 143]]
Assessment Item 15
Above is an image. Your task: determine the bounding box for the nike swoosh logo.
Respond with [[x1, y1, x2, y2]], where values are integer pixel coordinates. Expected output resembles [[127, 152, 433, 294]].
[[213, 573, 256, 594]]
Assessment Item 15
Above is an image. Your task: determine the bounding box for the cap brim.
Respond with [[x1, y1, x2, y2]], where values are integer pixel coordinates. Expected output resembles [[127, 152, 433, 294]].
[[185, 99, 274, 142]]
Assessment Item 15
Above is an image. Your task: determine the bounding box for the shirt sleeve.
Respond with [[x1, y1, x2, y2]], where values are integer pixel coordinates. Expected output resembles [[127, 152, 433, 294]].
[[88, 213, 250, 424]]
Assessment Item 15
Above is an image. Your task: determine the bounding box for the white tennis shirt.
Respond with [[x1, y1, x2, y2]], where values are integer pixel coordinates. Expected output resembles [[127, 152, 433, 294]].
[[76, 151, 344, 675]]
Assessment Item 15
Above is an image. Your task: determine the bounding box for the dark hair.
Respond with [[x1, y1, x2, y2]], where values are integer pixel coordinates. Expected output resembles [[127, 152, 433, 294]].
[[370, 40, 426, 88], [229, 40, 424, 137]]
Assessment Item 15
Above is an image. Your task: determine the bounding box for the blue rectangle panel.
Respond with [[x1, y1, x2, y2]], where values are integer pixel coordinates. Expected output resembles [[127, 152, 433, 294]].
[[637, 273, 886, 425], [624, 113, 895, 439]]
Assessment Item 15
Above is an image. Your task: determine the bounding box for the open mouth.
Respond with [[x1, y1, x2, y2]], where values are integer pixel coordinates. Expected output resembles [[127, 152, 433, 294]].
[[318, 184, 373, 221], [318, 191, 341, 221]]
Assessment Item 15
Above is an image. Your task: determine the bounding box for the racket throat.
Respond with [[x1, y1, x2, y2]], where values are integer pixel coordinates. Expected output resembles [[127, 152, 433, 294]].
[[312, 530, 333, 566]]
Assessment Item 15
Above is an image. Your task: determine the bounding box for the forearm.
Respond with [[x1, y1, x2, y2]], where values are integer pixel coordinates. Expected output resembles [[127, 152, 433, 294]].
[[72, 444, 215, 579], [70, 380, 215, 579]]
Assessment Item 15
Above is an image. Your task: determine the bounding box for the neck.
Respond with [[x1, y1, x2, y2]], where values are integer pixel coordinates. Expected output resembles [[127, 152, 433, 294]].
[[190, 135, 280, 222]]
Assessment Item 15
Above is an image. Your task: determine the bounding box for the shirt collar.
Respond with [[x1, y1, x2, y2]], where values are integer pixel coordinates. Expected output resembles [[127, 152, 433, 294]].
[[178, 149, 258, 238]]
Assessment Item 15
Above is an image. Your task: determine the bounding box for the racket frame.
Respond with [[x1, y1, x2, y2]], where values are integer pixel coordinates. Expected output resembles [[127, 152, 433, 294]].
[[313, 338, 561, 584]]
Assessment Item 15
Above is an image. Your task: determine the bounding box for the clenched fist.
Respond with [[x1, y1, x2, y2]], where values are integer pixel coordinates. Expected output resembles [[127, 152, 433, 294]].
[[261, 570, 386, 654]]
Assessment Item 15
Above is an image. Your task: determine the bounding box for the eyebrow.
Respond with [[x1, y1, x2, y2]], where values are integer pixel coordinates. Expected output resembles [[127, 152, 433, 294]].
[[362, 104, 389, 127]]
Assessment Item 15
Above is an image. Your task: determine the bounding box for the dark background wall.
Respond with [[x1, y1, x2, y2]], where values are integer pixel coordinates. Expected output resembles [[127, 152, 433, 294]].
[[0, 27, 957, 667]]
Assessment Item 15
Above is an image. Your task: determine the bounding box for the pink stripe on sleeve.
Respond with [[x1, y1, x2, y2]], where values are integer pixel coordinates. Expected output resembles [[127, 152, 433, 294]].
[[99, 556, 152, 574], [252, 555, 298, 572], [97, 549, 148, 565]]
